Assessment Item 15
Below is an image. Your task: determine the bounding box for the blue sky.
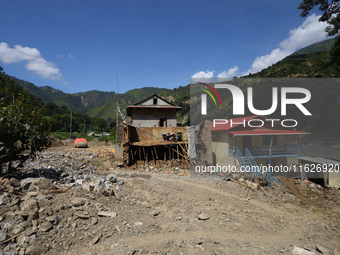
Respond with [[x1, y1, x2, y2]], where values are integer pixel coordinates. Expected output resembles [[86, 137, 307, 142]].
[[0, 0, 327, 94]]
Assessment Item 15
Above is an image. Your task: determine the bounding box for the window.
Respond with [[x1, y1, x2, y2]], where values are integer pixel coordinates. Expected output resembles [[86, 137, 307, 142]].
[[159, 118, 167, 127], [153, 97, 157, 105], [263, 135, 277, 146]]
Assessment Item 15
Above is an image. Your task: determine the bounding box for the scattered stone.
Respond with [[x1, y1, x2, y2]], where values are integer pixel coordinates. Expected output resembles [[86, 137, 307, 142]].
[[198, 214, 209, 220], [150, 211, 161, 217], [20, 199, 39, 217], [89, 235, 101, 246], [10, 178, 21, 187], [76, 213, 91, 219], [0, 230, 7, 242], [97, 211, 117, 218], [25, 245, 48, 255], [39, 221, 53, 232], [20, 178, 34, 190], [72, 198, 85, 207], [292, 246, 316, 255], [315, 245, 330, 254], [29, 177, 54, 191], [135, 222, 143, 226]]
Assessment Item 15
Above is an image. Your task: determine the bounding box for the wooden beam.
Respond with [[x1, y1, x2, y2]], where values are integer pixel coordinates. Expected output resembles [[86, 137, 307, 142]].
[[172, 148, 189, 160], [153, 146, 158, 159]]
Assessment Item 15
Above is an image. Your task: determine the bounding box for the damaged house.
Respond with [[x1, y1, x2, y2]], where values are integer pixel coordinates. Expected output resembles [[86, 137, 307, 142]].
[[115, 94, 191, 169]]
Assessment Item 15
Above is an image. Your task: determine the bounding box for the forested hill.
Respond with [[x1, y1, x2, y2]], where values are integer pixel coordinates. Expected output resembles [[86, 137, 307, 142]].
[[10, 76, 117, 114], [245, 38, 340, 78]]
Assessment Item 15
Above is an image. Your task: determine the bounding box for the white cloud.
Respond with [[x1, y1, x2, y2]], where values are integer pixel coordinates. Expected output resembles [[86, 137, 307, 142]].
[[247, 14, 329, 74], [68, 54, 74, 59], [191, 70, 215, 79], [217, 66, 239, 80], [0, 42, 61, 80]]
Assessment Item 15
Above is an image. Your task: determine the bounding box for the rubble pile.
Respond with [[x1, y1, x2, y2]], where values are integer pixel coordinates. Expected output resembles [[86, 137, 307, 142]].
[[90, 149, 114, 160], [0, 174, 123, 254]]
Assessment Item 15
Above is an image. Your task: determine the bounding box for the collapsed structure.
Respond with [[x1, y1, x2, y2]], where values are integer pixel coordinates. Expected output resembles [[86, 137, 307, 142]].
[[115, 95, 191, 169]]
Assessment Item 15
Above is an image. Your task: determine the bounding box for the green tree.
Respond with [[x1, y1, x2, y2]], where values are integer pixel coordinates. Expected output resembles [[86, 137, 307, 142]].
[[298, 0, 340, 64], [0, 87, 51, 174]]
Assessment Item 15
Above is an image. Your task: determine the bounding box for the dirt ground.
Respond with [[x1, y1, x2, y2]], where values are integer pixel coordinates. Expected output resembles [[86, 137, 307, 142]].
[[1, 140, 340, 255]]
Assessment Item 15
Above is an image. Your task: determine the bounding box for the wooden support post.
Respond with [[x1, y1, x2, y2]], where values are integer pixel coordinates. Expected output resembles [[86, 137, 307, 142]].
[[130, 148, 134, 160], [151, 147, 156, 164], [154, 146, 158, 159], [164, 147, 166, 161], [139, 147, 141, 160], [142, 146, 146, 165], [146, 148, 149, 165]]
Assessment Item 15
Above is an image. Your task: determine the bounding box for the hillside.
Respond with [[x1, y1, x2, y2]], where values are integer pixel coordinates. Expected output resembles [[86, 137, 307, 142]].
[[291, 38, 335, 56], [246, 38, 340, 78], [11, 77, 117, 113]]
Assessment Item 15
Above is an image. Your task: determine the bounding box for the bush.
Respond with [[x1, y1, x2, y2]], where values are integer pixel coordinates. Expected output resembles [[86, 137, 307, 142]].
[[0, 89, 51, 173]]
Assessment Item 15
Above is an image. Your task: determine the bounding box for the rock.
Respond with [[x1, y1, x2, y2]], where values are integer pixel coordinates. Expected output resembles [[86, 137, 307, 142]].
[[134, 222, 143, 226], [20, 178, 35, 190], [150, 211, 161, 217], [10, 178, 20, 187], [17, 234, 36, 247], [29, 178, 54, 191], [97, 211, 117, 218], [37, 196, 51, 208], [198, 214, 209, 220], [82, 183, 94, 192], [20, 199, 39, 217], [83, 177, 91, 183], [45, 216, 56, 223], [0, 196, 11, 205], [292, 246, 316, 255], [89, 235, 101, 246], [39, 221, 53, 232], [25, 245, 48, 255], [0, 230, 7, 242], [76, 213, 91, 219], [315, 245, 330, 254], [12, 222, 29, 235], [106, 174, 117, 183], [71, 198, 85, 207]]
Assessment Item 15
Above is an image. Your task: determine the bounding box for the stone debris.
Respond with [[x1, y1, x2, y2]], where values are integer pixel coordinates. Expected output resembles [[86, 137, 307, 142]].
[[97, 211, 117, 218], [0, 145, 339, 254], [292, 246, 316, 255], [90, 149, 114, 159], [198, 214, 209, 220]]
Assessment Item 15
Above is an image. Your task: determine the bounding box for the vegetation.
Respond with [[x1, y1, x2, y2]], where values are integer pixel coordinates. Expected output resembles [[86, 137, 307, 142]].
[[11, 76, 117, 114], [298, 1, 340, 65], [245, 39, 340, 78], [0, 85, 51, 174]]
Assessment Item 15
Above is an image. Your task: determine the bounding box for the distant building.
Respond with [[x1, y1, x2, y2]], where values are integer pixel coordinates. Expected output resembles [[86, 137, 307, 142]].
[[126, 94, 182, 127], [211, 115, 308, 168]]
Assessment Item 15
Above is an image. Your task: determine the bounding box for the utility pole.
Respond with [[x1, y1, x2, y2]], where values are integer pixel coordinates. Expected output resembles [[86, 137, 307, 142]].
[[69, 111, 72, 139], [109, 67, 119, 126]]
